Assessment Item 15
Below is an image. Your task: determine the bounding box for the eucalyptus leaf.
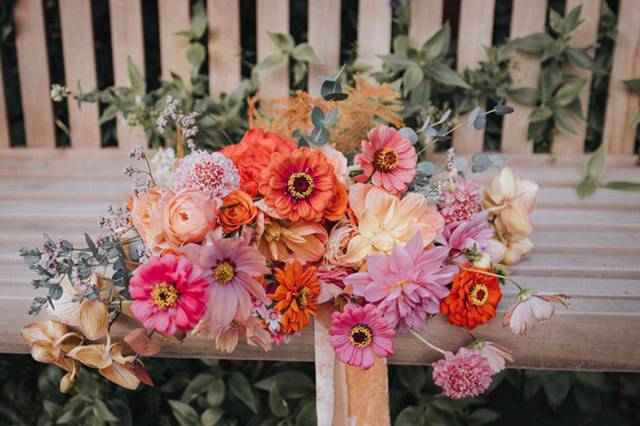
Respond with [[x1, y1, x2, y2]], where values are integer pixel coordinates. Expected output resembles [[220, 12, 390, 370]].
[[310, 107, 326, 128], [309, 126, 329, 145], [494, 104, 514, 115], [602, 181, 640, 191], [472, 153, 491, 173], [399, 127, 418, 144], [472, 107, 487, 130]]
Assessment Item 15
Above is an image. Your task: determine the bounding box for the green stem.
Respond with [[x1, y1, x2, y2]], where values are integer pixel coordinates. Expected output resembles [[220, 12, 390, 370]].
[[461, 266, 524, 290], [409, 330, 447, 355]]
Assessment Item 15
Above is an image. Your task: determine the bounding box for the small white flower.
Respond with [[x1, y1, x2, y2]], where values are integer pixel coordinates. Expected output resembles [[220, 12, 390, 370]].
[[265, 311, 281, 332], [503, 289, 570, 336], [472, 252, 492, 269]]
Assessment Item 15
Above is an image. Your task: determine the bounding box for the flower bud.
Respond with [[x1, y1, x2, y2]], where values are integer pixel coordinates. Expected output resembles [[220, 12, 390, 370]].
[[472, 253, 492, 269]]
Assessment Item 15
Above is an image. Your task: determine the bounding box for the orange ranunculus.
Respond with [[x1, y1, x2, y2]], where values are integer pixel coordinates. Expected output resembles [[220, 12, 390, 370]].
[[131, 186, 174, 255], [163, 190, 217, 247], [270, 262, 320, 334], [440, 264, 502, 330], [324, 180, 349, 222], [219, 189, 258, 233], [221, 128, 296, 197]]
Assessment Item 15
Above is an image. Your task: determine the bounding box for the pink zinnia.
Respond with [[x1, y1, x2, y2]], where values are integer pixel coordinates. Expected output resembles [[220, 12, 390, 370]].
[[174, 150, 240, 199], [329, 304, 395, 369], [355, 126, 417, 194], [344, 233, 457, 332], [432, 347, 493, 399], [438, 178, 483, 224], [181, 232, 269, 325], [129, 254, 210, 335], [437, 212, 494, 263]]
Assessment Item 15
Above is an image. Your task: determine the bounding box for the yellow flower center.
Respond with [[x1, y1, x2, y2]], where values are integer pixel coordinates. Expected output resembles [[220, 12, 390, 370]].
[[469, 283, 489, 306], [229, 320, 240, 329], [373, 147, 400, 172], [151, 282, 179, 310], [213, 261, 235, 284], [349, 324, 373, 348], [287, 172, 315, 200], [297, 287, 310, 309]]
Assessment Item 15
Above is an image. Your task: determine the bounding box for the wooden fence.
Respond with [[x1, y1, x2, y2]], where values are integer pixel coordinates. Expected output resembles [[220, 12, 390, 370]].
[[1, 0, 639, 154]]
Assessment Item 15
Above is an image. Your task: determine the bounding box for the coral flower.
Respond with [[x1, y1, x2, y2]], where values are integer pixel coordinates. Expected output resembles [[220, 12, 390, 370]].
[[194, 314, 272, 353], [324, 180, 349, 222], [257, 218, 328, 264], [270, 262, 320, 334], [432, 347, 493, 399], [221, 128, 296, 197], [438, 178, 483, 224], [174, 150, 240, 199], [129, 254, 210, 335], [163, 190, 218, 247], [503, 289, 570, 335], [355, 126, 417, 193], [440, 264, 502, 330], [181, 232, 269, 325], [324, 220, 360, 268], [345, 233, 456, 332], [259, 147, 338, 222], [329, 304, 395, 370], [131, 186, 174, 254], [219, 189, 258, 233]]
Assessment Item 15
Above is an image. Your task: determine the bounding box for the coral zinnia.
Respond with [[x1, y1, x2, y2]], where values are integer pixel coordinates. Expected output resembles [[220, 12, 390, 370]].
[[329, 304, 395, 370], [258, 147, 338, 222], [432, 347, 493, 399], [440, 263, 502, 329], [129, 254, 210, 335], [355, 126, 417, 194], [270, 262, 320, 334]]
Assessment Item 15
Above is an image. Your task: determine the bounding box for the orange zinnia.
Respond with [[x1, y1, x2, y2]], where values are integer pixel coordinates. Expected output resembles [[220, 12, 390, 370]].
[[258, 148, 337, 222], [270, 262, 320, 334], [440, 264, 502, 330]]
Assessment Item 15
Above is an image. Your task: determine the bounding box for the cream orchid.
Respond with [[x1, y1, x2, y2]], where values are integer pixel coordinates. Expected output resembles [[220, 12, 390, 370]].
[[21, 320, 82, 369], [257, 218, 328, 264]]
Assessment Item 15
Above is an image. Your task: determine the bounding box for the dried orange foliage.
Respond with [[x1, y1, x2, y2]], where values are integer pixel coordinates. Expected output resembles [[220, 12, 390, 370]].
[[248, 75, 403, 152]]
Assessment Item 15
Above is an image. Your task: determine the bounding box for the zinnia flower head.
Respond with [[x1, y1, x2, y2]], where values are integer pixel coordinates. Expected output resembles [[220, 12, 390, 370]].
[[440, 264, 502, 330], [174, 150, 240, 199], [270, 262, 320, 334], [129, 254, 210, 335], [329, 304, 395, 370], [503, 289, 570, 335], [355, 126, 417, 194], [432, 347, 493, 399], [437, 212, 494, 263], [345, 233, 456, 333], [469, 340, 514, 374], [438, 178, 483, 224]]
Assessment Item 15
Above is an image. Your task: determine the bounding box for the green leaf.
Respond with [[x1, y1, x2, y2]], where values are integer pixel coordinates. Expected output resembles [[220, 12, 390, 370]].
[[495, 104, 514, 115], [509, 87, 539, 105], [424, 62, 470, 89], [92, 400, 119, 423], [468, 409, 501, 424], [585, 142, 607, 181], [379, 53, 414, 69], [541, 39, 566, 62], [630, 110, 640, 128], [268, 32, 295, 53], [309, 126, 329, 145], [201, 408, 223, 426], [398, 366, 426, 397], [554, 108, 578, 134], [268, 386, 289, 418], [544, 373, 571, 405], [228, 372, 258, 414], [393, 35, 409, 55], [169, 400, 199, 426], [254, 52, 286, 73], [554, 77, 586, 106], [577, 178, 597, 199], [254, 371, 315, 399], [395, 406, 425, 426], [190, 1, 207, 39], [310, 106, 326, 128], [564, 5, 583, 33], [182, 373, 215, 403], [514, 32, 553, 53], [602, 181, 640, 191], [549, 9, 564, 34], [540, 63, 562, 103], [528, 106, 554, 123], [472, 153, 491, 173], [127, 56, 145, 93], [206, 378, 226, 407], [623, 78, 640, 93], [422, 22, 450, 60], [293, 61, 307, 86], [402, 65, 424, 95], [292, 43, 322, 63], [399, 127, 418, 144], [295, 401, 317, 426], [409, 80, 431, 105], [186, 43, 206, 75], [566, 47, 594, 70]]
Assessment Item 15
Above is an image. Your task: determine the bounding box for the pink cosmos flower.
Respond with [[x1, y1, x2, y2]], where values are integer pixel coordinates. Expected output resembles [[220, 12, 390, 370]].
[[503, 289, 570, 335], [432, 347, 493, 399], [174, 150, 240, 199], [129, 254, 209, 335], [437, 212, 494, 263], [344, 233, 457, 333], [438, 178, 483, 224], [355, 126, 417, 194], [329, 304, 395, 369], [194, 314, 272, 353], [470, 340, 514, 374], [181, 231, 269, 325]]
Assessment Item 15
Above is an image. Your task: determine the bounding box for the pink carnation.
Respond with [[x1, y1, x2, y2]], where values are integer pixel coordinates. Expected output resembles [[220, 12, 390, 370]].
[[344, 233, 457, 333], [438, 178, 482, 224], [129, 254, 210, 335], [432, 347, 493, 399], [437, 212, 494, 263], [329, 304, 395, 369], [174, 150, 240, 199]]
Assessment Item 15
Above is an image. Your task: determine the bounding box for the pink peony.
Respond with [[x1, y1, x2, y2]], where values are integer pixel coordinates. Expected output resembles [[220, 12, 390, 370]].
[[181, 231, 269, 325], [129, 254, 210, 335], [345, 233, 457, 332], [355, 126, 417, 194], [437, 212, 494, 263], [329, 304, 395, 369], [432, 347, 493, 399], [438, 178, 483, 224], [174, 150, 240, 199], [163, 190, 217, 247]]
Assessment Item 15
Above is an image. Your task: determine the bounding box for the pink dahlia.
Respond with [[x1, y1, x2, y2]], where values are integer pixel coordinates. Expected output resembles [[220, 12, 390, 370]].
[[437, 212, 494, 263], [432, 347, 493, 399], [174, 150, 240, 199], [329, 304, 395, 369], [438, 178, 483, 224], [355, 126, 417, 194], [181, 232, 269, 325], [129, 254, 210, 335], [344, 233, 457, 332]]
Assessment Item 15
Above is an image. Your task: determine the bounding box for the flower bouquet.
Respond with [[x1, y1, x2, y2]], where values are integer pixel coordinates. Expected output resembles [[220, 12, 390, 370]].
[[20, 77, 568, 402]]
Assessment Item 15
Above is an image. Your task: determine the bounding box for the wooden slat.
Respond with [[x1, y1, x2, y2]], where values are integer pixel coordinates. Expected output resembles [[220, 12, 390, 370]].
[[108, 0, 147, 150], [357, 0, 392, 70], [256, 0, 289, 100], [13, 0, 55, 148], [501, 0, 548, 154], [0, 56, 10, 148], [307, 0, 341, 97], [58, 0, 101, 149], [207, 0, 241, 98], [452, 0, 495, 154], [408, 0, 444, 47], [552, 0, 601, 155], [602, 0, 640, 155], [158, 0, 191, 83]]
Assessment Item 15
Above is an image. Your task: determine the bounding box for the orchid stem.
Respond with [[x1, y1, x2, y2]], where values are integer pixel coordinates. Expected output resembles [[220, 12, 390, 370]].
[[409, 330, 447, 355], [461, 267, 524, 291]]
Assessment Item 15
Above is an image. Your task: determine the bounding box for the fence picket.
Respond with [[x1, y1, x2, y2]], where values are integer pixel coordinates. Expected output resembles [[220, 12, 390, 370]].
[[256, 0, 289, 100], [501, 0, 548, 154], [0, 57, 10, 148], [308, 0, 341, 97], [408, 0, 444, 48], [452, 0, 495, 154], [208, 0, 241, 98], [58, 0, 101, 149], [602, 0, 640, 155], [158, 0, 191, 83], [552, 0, 601, 155], [109, 0, 146, 150], [13, 0, 55, 148], [357, 0, 392, 70]]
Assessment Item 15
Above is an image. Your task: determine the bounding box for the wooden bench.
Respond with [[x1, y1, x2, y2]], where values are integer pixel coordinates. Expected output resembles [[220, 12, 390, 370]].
[[1, 0, 639, 424]]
